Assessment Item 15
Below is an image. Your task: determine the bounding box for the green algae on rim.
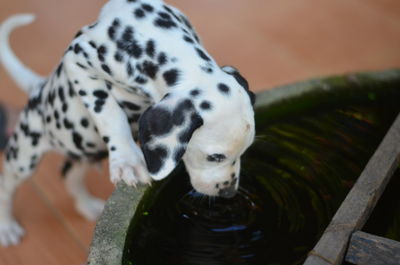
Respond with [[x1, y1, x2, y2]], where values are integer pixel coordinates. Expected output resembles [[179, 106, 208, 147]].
[[87, 69, 400, 265]]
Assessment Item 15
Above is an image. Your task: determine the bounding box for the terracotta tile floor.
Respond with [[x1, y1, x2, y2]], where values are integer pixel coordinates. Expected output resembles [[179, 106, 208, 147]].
[[0, 0, 399, 264]]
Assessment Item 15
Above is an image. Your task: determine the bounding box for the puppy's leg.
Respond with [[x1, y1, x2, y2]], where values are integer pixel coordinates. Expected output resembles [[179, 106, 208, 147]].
[[63, 160, 105, 221], [0, 111, 49, 246], [64, 52, 151, 186]]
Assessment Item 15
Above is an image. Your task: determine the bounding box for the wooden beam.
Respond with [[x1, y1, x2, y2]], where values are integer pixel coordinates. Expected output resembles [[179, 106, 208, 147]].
[[345, 231, 400, 265], [303, 113, 400, 265]]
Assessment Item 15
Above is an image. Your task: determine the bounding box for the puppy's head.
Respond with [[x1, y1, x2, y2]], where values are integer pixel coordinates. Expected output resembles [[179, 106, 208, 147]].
[[138, 66, 255, 198]]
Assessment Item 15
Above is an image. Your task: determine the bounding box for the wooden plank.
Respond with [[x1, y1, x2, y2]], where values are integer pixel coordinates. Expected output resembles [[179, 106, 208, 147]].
[[0, 181, 87, 265], [33, 154, 114, 248], [345, 231, 400, 265], [303, 113, 400, 265]]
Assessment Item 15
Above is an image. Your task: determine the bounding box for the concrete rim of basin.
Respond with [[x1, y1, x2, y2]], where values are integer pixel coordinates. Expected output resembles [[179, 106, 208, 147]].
[[87, 69, 400, 265]]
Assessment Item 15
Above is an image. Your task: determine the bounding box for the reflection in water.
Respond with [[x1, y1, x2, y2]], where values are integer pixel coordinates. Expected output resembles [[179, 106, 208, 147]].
[[123, 93, 400, 265]]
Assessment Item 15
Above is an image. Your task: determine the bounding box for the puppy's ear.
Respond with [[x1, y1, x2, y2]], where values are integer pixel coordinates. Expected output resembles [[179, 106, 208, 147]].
[[138, 95, 203, 180], [222, 66, 255, 105]]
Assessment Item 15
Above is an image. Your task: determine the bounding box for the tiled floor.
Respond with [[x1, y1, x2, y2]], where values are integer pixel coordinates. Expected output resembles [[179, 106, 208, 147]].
[[0, 0, 399, 264]]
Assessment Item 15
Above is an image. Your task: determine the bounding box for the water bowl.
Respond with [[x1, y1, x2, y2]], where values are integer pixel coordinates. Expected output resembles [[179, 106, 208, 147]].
[[88, 70, 400, 265]]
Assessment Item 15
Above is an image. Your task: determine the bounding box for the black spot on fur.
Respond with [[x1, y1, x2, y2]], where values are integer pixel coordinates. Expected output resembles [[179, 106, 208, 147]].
[[86, 142, 96, 148], [54, 110, 60, 120], [81, 118, 89, 128], [190, 89, 200, 97], [76, 62, 87, 69], [163, 5, 182, 22], [108, 19, 120, 40], [200, 101, 212, 110], [63, 118, 74, 130], [74, 44, 83, 54], [108, 27, 117, 40], [142, 61, 159, 79], [158, 53, 167, 65], [105, 81, 113, 90], [142, 4, 154, 12], [56, 63, 63, 77], [72, 132, 83, 150], [78, 90, 87, 96], [58, 86, 65, 102], [47, 91, 56, 106], [27, 90, 43, 111], [127, 62, 134, 76], [195, 48, 211, 61], [201, 66, 213, 74], [145, 40, 155, 58], [134, 8, 146, 18], [218, 83, 230, 94], [181, 16, 193, 30], [158, 12, 171, 20], [163, 69, 180, 86], [103, 136, 110, 143], [94, 99, 106, 113], [101, 64, 112, 75], [117, 26, 143, 59], [154, 18, 177, 29], [93, 90, 108, 99], [62, 103, 68, 113], [31, 134, 41, 145], [74, 30, 83, 39], [88, 23, 98, 29], [135, 76, 148, 84], [89, 41, 97, 49], [68, 81, 76, 97], [115, 52, 124, 62], [97, 45, 107, 62], [183, 36, 194, 44]]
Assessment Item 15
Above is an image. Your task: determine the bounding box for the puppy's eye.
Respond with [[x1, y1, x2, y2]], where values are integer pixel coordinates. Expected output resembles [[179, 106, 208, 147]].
[[207, 153, 226, 163]]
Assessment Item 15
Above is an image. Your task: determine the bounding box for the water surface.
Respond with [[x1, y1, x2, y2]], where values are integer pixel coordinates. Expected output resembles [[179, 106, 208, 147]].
[[123, 86, 400, 265]]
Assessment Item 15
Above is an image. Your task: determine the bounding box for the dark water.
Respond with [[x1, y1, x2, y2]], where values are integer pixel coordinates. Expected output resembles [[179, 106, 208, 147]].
[[123, 88, 400, 265]]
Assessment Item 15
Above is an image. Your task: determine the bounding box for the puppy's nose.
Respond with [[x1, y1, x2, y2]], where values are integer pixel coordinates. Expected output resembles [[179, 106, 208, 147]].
[[218, 186, 237, 199]]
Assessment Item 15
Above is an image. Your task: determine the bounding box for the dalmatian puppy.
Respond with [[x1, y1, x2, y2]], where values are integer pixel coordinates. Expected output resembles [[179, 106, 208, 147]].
[[0, 0, 255, 246]]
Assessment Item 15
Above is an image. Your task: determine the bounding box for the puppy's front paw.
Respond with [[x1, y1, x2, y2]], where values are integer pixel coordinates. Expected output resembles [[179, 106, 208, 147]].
[[0, 219, 25, 247], [109, 156, 151, 187]]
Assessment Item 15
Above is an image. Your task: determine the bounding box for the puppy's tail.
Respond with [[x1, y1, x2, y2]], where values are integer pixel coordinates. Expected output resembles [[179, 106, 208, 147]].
[[0, 14, 45, 94]]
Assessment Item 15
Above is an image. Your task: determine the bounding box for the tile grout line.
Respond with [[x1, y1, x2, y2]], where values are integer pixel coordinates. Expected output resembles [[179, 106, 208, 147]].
[[28, 178, 89, 253]]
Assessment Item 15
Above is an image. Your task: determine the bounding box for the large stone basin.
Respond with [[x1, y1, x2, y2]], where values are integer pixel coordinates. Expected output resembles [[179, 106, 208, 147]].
[[87, 69, 400, 265]]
